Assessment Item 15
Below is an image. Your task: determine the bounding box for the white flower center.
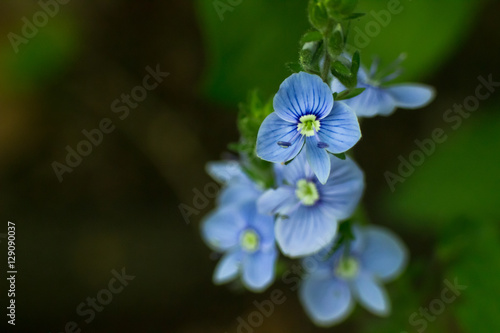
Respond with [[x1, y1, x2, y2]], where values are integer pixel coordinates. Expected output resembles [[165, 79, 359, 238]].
[[240, 229, 259, 253], [297, 115, 320, 137], [295, 179, 319, 206], [335, 257, 360, 280]]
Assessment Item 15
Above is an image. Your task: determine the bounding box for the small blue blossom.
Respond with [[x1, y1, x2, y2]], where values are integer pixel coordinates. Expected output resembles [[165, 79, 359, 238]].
[[257, 151, 364, 258], [299, 225, 408, 326], [331, 56, 436, 117], [256, 72, 361, 184], [201, 196, 278, 292]]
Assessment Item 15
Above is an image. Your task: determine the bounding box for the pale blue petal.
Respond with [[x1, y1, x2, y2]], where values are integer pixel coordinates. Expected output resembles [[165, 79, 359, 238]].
[[275, 205, 337, 258], [300, 276, 354, 326], [218, 183, 260, 207], [213, 250, 242, 284], [244, 203, 276, 251], [385, 84, 436, 109], [257, 187, 298, 216], [281, 149, 314, 184], [242, 249, 277, 292], [351, 273, 390, 316], [201, 207, 246, 251], [319, 157, 364, 220], [274, 72, 334, 122], [206, 160, 244, 184], [256, 113, 304, 163], [318, 102, 361, 154], [330, 78, 347, 94], [359, 226, 408, 281], [306, 136, 330, 185], [344, 85, 396, 117]]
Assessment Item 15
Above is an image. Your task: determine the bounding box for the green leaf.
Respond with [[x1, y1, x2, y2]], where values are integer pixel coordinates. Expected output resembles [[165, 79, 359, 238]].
[[308, 0, 330, 32], [300, 31, 324, 45], [334, 87, 365, 100], [327, 27, 344, 58], [343, 12, 365, 20], [285, 62, 303, 73], [332, 152, 346, 160], [350, 50, 361, 79]]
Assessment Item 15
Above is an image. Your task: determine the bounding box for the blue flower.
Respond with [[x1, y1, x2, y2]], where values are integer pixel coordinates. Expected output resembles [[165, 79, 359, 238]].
[[206, 160, 261, 207], [331, 56, 436, 117], [256, 72, 361, 184], [201, 197, 278, 292], [299, 225, 408, 326], [257, 151, 364, 258]]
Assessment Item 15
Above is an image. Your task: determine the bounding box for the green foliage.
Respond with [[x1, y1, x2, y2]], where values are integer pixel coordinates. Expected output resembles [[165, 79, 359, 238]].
[[350, 0, 483, 82], [195, 0, 311, 104], [438, 218, 500, 332], [229, 91, 275, 188], [383, 111, 500, 227], [308, 0, 330, 32]]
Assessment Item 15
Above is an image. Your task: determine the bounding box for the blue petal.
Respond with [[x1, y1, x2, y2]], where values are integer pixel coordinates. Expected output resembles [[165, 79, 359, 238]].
[[274, 72, 334, 122], [351, 273, 390, 316], [243, 202, 276, 251], [256, 113, 304, 163], [300, 276, 353, 326], [206, 160, 244, 184], [257, 187, 298, 216], [305, 136, 331, 185], [359, 226, 408, 281], [275, 205, 337, 257], [320, 156, 364, 220], [281, 149, 314, 184], [385, 84, 436, 109], [242, 249, 277, 292], [218, 182, 260, 207], [213, 250, 242, 284], [344, 85, 396, 117], [318, 102, 361, 154], [201, 207, 246, 251]]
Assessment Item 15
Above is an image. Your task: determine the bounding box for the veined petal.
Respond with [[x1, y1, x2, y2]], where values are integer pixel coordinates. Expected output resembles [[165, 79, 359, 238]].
[[257, 187, 298, 216], [320, 156, 364, 220], [351, 273, 390, 316], [201, 207, 246, 251], [305, 136, 331, 185], [385, 84, 436, 109], [281, 149, 314, 184], [256, 113, 304, 163], [213, 250, 241, 284], [344, 85, 396, 117], [242, 249, 277, 292], [300, 276, 354, 326], [359, 226, 408, 281], [274, 72, 334, 122], [275, 205, 337, 258], [317, 102, 361, 154]]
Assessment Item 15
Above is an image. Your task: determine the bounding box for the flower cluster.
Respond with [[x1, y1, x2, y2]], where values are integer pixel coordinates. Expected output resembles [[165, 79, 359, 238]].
[[199, 0, 435, 327]]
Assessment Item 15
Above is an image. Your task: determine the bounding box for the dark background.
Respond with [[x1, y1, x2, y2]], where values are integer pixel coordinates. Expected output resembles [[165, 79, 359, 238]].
[[0, 0, 499, 332]]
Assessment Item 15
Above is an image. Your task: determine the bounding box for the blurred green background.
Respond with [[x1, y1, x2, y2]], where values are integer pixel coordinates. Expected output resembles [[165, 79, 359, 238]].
[[0, 0, 499, 332]]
